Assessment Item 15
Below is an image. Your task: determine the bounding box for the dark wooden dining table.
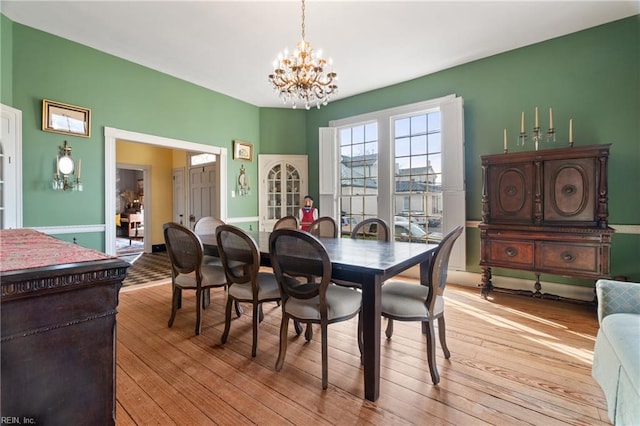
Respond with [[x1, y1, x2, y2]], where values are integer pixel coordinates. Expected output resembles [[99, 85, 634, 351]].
[[199, 231, 438, 402]]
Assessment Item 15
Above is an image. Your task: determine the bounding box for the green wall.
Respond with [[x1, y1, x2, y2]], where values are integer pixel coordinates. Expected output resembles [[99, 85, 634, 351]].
[[2, 14, 638, 282], [1, 15, 13, 104], [305, 16, 639, 282], [6, 21, 263, 233]]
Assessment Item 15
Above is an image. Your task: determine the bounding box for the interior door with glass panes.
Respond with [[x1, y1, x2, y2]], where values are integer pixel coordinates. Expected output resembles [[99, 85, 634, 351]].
[[259, 155, 308, 231]]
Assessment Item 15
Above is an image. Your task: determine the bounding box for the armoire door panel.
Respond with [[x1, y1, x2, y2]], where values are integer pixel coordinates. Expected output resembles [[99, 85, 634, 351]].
[[488, 162, 534, 223], [544, 158, 596, 222]]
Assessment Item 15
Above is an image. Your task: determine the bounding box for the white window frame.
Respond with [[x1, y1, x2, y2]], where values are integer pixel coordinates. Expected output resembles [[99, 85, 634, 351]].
[[320, 94, 466, 271]]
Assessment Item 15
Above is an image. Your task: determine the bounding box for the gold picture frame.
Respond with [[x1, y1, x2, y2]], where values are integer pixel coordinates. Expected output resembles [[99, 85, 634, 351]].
[[42, 99, 91, 138], [233, 140, 253, 161]]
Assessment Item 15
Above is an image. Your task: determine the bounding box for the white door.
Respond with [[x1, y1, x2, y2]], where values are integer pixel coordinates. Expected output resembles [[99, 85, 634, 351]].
[[258, 155, 308, 231], [189, 164, 217, 228], [172, 167, 186, 225]]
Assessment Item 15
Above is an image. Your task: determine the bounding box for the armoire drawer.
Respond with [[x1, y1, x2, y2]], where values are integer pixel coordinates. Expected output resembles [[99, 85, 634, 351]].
[[537, 241, 600, 274], [486, 239, 534, 268]]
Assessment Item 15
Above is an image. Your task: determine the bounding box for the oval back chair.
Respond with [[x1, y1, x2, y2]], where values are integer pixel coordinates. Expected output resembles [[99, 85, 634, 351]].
[[216, 224, 280, 357], [163, 222, 227, 335], [269, 228, 362, 389], [308, 216, 338, 238], [351, 218, 391, 242], [273, 215, 300, 231], [380, 225, 463, 385]]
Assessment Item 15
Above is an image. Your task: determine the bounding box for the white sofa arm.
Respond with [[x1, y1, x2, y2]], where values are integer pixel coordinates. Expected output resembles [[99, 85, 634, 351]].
[[596, 279, 640, 323]]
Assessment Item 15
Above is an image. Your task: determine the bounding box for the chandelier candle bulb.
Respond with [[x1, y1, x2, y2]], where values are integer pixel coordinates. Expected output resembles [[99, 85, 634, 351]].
[[521, 112, 525, 133], [77, 159, 81, 180], [503, 128, 507, 152], [569, 119, 573, 143], [56, 155, 60, 176], [535, 107, 539, 128], [549, 108, 553, 129]]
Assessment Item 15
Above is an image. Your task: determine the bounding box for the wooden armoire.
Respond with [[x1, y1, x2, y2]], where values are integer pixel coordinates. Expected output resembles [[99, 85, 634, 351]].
[[478, 144, 614, 299]]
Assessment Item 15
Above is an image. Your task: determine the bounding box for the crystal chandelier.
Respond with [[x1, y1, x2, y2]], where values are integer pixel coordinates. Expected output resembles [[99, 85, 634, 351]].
[[268, 0, 337, 110]]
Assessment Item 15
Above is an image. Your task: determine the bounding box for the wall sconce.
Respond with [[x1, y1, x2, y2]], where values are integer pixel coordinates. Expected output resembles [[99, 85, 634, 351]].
[[52, 140, 83, 191], [237, 164, 250, 196]]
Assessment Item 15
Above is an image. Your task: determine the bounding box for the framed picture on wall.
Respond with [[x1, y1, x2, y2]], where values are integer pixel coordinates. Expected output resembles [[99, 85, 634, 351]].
[[42, 99, 91, 137], [233, 140, 253, 161]]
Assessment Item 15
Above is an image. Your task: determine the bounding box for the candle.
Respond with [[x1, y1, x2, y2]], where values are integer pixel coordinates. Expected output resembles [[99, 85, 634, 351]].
[[503, 128, 507, 151], [520, 112, 525, 133], [535, 107, 539, 128], [569, 118, 573, 143], [549, 108, 553, 129], [56, 156, 60, 176], [77, 159, 82, 180]]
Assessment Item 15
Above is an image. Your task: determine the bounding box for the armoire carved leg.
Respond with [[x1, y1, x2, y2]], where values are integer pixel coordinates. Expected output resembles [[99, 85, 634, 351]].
[[480, 266, 493, 298], [533, 273, 542, 298]]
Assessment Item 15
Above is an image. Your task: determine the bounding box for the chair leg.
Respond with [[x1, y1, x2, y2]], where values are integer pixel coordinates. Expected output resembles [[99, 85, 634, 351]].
[[437, 315, 450, 359], [221, 296, 234, 344], [234, 299, 243, 318], [168, 286, 181, 328], [203, 288, 210, 308], [305, 323, 313, 342], [385, 317, 394, 338], [175, 285, 182, 309], [321, 321, 329, 390], [195, 290, 203, 336], [258, 304, 264, 323], [275, 315, 289, 371], [293, 320, 303, 336], [424, 318, 440, 385], [252, 302, 259, 357], [357, 311, 363, 364]]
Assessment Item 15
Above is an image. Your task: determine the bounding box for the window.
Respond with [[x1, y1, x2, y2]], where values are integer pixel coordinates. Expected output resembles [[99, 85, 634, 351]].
[[190, 153, 216, 166], [322, 94, 466, 270], [393, 110, 443, 241], [339, 122, 378, 234]]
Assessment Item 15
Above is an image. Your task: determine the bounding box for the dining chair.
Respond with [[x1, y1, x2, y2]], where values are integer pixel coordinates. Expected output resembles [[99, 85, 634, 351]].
[[380, 225, 463, 385], [273, 215, 300, 230], [269, 228, 362, 389], [308, 216, 338, 238], [216, 224, 281, 357], [163, 222, 228, 336], [350, 217, 390, 241], [194, 216, 226, 266], [333, 218, 392, 290]]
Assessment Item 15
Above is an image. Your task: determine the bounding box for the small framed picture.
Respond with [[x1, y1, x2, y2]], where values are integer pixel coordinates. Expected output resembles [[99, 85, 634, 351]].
[[42, 99, 91, 138], [233, 140, 253, 161]]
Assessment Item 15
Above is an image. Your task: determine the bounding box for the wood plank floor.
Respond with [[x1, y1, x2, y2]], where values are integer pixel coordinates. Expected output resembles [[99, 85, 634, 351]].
[[116, 279, 609, 425]]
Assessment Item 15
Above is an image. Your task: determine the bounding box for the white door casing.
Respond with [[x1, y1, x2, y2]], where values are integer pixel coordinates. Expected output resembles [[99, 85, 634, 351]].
[[0, 104, 23, 229]]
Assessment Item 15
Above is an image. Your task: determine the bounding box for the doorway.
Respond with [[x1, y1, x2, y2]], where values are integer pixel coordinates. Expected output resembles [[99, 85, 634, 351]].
[[104, 127, 228, 256], [115, 165, 147, 257]]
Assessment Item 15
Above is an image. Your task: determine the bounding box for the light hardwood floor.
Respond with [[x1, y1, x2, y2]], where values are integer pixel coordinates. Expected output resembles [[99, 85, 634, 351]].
[[116, 279, 609, 425]]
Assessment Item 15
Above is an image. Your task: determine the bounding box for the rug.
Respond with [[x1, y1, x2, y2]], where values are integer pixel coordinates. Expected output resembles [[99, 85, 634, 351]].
[[116, 237, 144, 256], [121, 252, 171, 287]]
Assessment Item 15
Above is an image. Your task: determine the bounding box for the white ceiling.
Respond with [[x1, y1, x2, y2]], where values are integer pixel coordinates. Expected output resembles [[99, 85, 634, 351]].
[[3, 1, 638, 108]]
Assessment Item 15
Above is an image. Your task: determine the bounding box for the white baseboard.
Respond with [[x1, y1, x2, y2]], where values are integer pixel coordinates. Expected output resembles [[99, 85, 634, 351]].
[[446, 270, 596, 302]]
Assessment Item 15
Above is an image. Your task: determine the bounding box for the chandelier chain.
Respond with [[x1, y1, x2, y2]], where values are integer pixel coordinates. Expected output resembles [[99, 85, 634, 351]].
[[301, 0, 306, 40]]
